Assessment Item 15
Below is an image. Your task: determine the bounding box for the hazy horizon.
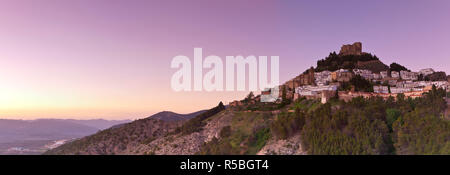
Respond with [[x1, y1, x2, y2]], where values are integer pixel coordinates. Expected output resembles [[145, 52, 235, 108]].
[[0, 117, 133, 121], [1, 0, 450, 120]]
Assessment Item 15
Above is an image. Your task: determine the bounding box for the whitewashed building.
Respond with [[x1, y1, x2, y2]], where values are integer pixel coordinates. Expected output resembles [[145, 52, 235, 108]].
[[403, 81, 418, 88], [314, 71, 332, 86], [391, 71, 400, 79], [400, 70, 418, 80], [431, 81, 449, 89], [374, 86, 389, 93], [380, 71, 389, 79], [373, 73, 381, 80], [388, 79, 398, 86], [390, 87, 413, 94], [415, 81, 448, 89], [353, 69, 373, 80], [295, 85, 338, 96]]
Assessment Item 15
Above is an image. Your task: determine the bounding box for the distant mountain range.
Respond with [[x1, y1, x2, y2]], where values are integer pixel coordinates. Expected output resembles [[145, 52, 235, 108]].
[[0, 119, 130, 154], [0, 119, 131, 143], [1, 110, 210, 154], [55, 119, 133, 130]]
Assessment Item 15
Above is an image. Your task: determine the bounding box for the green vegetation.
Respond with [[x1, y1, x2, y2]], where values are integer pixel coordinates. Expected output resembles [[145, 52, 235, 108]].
[[268, 86, 449, 155], [390, 62, 410, 72], [270, 109, 305, 140], [47, 84, 449, 155], [339, 75, 374, 92], [245, 102, 287, 111], [247, 128, 271, 154], [175, 102, 225, 135], [393, 110, 450, 154], [197, 112, 273, 155], [244, 92, 254, 101], [315, 52, 381, 72], [392, 86, 449, 154], [301, 101, 393, 154], [44, 117, 172, 155], [239, 88, 290, 112], [202, 87, 450, 155], [385, 108, 401, 131]]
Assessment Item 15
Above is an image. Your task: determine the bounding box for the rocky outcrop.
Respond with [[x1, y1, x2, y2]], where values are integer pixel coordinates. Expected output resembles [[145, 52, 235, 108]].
[[257, 134, 306, 155], [282, 68, 315, 100]]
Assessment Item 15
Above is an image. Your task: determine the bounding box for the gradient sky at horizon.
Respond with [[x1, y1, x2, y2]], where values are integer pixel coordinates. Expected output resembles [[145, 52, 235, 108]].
[[1, 0, 449, 120]]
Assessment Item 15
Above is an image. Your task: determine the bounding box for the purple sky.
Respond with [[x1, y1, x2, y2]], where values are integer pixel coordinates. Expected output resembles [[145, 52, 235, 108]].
[[0, 0, 449, 119]]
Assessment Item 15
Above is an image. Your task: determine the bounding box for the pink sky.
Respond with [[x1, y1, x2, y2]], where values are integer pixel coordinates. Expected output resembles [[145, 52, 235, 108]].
[[1, 0, 449, 120]]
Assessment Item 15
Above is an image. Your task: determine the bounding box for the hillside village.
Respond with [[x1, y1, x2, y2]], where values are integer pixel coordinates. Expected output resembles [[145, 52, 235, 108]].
[[46, 42, 450, 155], [230, 42, 450, 106]]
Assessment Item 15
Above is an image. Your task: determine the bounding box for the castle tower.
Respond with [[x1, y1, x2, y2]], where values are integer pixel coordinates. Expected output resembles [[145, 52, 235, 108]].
[[339, 42, 362, 56]]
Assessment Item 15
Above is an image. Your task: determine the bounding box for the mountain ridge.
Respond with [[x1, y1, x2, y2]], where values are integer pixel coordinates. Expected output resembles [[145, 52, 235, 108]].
[[149, 110, 207, 121], [43, 107, 215, 155]]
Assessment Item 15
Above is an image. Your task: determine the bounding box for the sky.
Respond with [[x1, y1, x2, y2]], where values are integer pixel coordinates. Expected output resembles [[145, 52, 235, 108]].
[[0, 0, 449, 120]]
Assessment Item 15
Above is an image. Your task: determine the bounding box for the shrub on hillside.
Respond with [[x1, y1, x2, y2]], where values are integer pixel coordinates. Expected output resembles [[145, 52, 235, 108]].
[[176, 102, 225, 135]]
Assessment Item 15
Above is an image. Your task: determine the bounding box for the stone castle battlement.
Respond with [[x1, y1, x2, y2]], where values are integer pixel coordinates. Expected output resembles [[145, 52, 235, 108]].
[[339, 42, 362, 56]]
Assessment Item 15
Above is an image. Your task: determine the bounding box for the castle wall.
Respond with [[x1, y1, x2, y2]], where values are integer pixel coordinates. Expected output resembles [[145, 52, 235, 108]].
[[339, 42, 362, 56]]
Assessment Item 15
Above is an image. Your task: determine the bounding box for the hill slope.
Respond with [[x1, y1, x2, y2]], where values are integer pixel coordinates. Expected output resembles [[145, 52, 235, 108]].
[[44, 108, 212, 155], [149, 110, 206, 121], [44, 43, 449, 155], [46, 88, 450, 155], [315, 52, 389, 73]]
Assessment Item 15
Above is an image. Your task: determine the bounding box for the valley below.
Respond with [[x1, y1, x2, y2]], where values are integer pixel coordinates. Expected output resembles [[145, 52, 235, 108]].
[[0, 119, 130, 155]]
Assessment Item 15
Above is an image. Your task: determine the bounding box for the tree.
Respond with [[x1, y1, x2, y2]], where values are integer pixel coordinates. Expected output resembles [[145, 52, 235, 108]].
[[397, 93, 405, 102], [315, 52, 380, 72], [386, 108, 401, 131], [340, 75, 374, 92], [281, 86, 287, 100], [245, 92, 255, 102], [389, 62, 410, 72]]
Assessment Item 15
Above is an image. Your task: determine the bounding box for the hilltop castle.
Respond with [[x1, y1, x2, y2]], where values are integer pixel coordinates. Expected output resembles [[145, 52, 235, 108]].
[[257, 42, 449, 105], [339, 42, 362, 56]]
